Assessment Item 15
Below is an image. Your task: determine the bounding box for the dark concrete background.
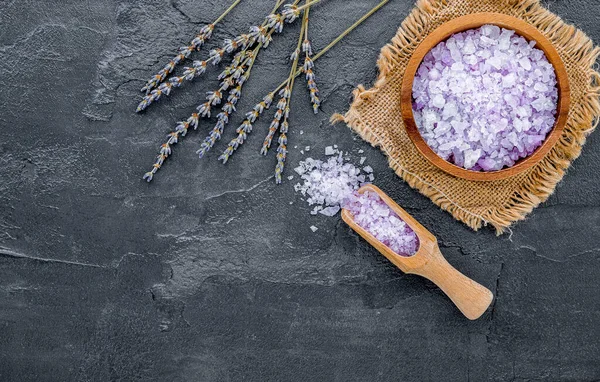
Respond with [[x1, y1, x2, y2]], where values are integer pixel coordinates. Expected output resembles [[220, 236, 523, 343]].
[[1, 0, 599, 381]]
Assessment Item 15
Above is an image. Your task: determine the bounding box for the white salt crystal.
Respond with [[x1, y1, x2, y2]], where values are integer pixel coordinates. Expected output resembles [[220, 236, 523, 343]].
[[358, 149, 364, 154], [360, 157, 367, 165], [363, 166, 373, 173], [310, 226, 318, 232], [325, 146, 335, 155], [305, 146, 311, 151], [319, 206, 341, 217], [300, 130, 304, 135], [432, 94, 446, 108], [519, 57, 531, 70]]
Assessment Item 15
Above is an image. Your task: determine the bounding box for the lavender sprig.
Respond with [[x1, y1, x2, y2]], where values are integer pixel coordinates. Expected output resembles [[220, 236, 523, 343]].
[[140, 0, 242, 95], [273, 3, 308, 183], [142, 112, 200, 182], [301, 5, 320, 114]]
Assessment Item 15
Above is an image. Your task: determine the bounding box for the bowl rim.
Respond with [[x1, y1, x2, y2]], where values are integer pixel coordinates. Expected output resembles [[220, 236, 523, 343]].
[[400, 12, 571, 182]]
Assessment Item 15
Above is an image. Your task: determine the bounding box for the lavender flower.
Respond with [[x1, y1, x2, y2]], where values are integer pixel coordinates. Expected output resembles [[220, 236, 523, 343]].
[[301, 7, 320, 114]]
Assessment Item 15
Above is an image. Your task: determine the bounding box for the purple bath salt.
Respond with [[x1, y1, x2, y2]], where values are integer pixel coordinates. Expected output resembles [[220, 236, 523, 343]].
[[412, 25, 559, 171], [345, 191, 419, 257]]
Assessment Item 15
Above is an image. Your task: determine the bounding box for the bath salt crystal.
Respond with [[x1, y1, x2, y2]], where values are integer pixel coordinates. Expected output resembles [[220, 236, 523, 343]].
[[412, 25, 558, 171], [319, 206, 341, 217], [311, 206, 322, 215], [310, 225, 318, 232], [325, 146, 336, 155], [360, 157, 367, 165], [345, 191, 419, 257]]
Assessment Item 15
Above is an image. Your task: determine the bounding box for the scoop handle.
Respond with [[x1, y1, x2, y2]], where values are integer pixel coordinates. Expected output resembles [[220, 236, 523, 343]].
[[411, 246, 493, 320]]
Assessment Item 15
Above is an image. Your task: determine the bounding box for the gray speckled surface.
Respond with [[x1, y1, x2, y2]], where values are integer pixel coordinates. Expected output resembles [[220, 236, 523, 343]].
[[1, 0, 599, 381]]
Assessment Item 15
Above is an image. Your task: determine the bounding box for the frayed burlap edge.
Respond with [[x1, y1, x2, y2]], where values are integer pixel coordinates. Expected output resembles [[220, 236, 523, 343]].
[[332, 0, 600, 234]]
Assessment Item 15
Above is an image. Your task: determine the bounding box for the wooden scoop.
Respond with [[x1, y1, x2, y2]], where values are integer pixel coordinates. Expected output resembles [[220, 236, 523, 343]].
[[341, 184, 493, 320]]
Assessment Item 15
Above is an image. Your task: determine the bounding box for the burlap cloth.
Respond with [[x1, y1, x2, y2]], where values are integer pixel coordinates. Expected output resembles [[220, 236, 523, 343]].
[[333, 0, 600, 233]]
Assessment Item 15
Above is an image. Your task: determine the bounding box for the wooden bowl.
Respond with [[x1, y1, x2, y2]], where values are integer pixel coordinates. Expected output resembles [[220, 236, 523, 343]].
[[400, 13, 570, 181]]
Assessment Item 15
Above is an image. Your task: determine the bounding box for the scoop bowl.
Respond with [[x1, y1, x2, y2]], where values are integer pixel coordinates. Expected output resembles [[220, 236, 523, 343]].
[[341, 184, 493, 320]]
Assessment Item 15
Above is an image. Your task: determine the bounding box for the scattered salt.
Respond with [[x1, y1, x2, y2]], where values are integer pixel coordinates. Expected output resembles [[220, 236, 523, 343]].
[[310, 225, 318, 232], [293, 155, 369, 209], [363, 166, 373, 173], [412, 25, 558, 171], [360, 157, 367, 165], [305, 146, 311, 151], [325, 146, 336, 155], [358, 149, 365, 154]]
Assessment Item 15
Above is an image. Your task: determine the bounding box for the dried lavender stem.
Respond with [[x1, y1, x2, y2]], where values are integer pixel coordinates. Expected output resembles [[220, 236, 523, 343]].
[[213, 0, 244, 24], [303, 6, 310, 41], [295, 0, 321, 11]]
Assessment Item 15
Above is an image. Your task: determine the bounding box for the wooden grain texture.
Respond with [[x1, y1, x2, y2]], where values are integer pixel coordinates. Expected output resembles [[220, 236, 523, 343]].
[[400, 13, 571, 181], [342, 184, 494, 320]]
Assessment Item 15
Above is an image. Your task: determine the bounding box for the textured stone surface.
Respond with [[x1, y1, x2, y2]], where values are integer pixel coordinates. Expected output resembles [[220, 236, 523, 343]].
[[0, 0, 599, 380]]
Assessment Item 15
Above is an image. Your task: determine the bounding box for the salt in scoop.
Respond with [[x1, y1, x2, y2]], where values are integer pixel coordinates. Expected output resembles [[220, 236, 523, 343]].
[[341, 184, 493, 320]]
